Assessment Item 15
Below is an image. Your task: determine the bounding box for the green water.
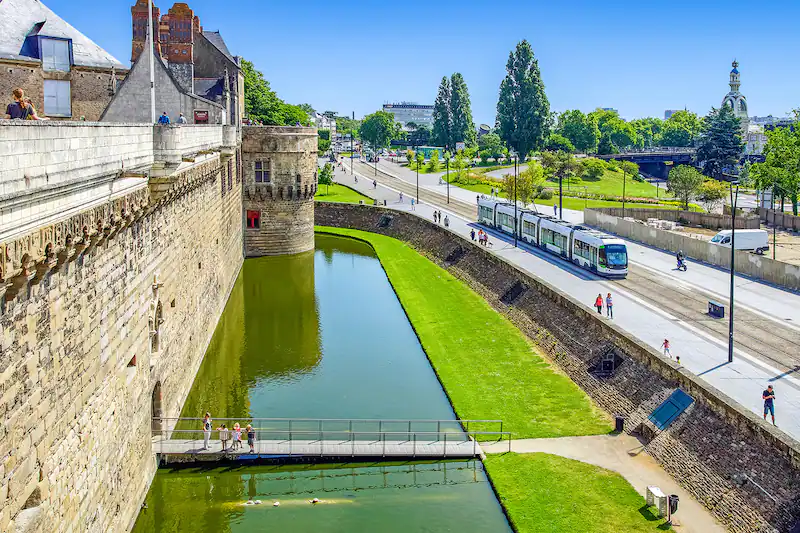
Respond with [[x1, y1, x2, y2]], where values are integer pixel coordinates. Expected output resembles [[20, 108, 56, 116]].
[[134, 235, 511, 532]]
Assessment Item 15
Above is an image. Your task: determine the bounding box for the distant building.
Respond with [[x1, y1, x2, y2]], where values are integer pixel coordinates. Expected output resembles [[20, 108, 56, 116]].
[[664, 110, 682, 120], [751, 115, 796, 130], [382, 102, 434, 128], [0, 0, 128, 120], [102, 0, 243, 125], [721, 60, 749, 135], [311, 112, 336, 137], [600, 107, 618, 114], [478, 124, 491, 138]]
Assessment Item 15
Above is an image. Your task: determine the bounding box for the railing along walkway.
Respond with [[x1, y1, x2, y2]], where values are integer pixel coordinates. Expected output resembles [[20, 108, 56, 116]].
[[152, 417, 510, 462]]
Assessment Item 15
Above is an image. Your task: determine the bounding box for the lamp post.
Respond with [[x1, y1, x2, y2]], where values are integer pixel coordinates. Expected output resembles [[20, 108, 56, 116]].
[[513, 155, 518, 248], [622, 162, 628, 219], [350, 111, 354, 176], [446, 155, 450, 204], [416, 155, 419, 202], [728, 179, 740, 364], [583, 186, 588, 210]]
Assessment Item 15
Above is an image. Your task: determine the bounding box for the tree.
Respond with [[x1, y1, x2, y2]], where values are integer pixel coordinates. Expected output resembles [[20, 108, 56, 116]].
[[427, 149, 440, 172], [318, 138, 331, 153], [631, 117, 663, 148], [478, 132, 503, 151], [597, 133, 618, 155], [450, 72, 476, 148], [318, 163, 333, 194], [298, 103, 315, 116], [280, 103, 310, 126], [556, 110, 599, 153], [588, 109, 641, 152], [667, 165, 705, 210], [544, 133, 574, 153], [698, 180, 727, 212], [415, 151, 425, 171], [335, 115, 361, 138], [751, 115, 800, 214], [582, 158, 606, 180], [695, 105, 744, 179], [406, 149, 415, 166], [452, 152, 468, 182], [620, 160, 639, 180], [431, 77, 452, 149], [496, 40, 550, 158], [241, 59, 285, 125], [657, 110, 700, 147], [407, 123, 431, 147], [359, 111, 400, 152]]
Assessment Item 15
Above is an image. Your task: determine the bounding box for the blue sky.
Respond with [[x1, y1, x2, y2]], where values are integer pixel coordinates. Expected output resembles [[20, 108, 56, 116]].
[[48, 0, 798, 124]]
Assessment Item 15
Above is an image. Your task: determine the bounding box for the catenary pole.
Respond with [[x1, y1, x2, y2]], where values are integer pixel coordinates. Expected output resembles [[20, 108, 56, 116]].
[[514, 156, 518, 248], [728, 181, 739, 363], [148, 0, 156, 124]]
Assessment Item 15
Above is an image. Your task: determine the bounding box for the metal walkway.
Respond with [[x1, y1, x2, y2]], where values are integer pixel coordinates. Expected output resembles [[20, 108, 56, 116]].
[[152, 417, 510, 463]]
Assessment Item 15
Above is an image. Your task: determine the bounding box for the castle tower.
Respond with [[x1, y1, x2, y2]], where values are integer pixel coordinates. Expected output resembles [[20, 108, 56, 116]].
[[241, 127, 318, 256], [162, 3, 196, 94], [131, 0, 160, 63], [722, 60, 749, 133]]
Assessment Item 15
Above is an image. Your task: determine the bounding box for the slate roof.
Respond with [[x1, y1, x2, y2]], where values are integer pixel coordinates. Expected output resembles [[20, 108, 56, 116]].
[[201, 30, 235, 64], [194, 77, 222, 100], [0, 0, 126, 69]]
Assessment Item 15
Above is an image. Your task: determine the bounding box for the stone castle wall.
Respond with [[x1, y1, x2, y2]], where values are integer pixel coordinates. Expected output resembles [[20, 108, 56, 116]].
[[241, 126, 317, 256], [316, 203, 800, 533], [0, 154, 244, 533]]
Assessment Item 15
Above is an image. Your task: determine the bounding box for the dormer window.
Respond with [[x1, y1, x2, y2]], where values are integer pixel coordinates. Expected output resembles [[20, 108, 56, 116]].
[[41, 38, 71, 71]]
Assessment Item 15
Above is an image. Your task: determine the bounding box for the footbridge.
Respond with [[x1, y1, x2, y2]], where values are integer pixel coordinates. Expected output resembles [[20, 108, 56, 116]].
[[152, 417, 510, 464]]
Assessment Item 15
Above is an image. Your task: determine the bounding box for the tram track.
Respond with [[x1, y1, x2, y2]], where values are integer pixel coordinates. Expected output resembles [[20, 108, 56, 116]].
[[351, 160, 800, 374]]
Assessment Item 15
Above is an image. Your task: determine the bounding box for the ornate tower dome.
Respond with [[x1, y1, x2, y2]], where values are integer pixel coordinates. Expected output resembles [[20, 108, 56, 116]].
[[722, 60, 749, 132]]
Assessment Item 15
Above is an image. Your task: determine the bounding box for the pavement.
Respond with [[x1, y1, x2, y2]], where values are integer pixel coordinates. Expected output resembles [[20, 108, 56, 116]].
[[482, 435, 725, 533], [328, 157, 800, 445]]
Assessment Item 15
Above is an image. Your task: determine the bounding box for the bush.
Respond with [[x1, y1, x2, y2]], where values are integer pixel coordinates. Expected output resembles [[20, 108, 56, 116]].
[[539, 188, 554, 200], [632, 174, 645, 183], [582, 158, 606, 180], [479, 150, 491, 164], [605, 160, 619, 172]]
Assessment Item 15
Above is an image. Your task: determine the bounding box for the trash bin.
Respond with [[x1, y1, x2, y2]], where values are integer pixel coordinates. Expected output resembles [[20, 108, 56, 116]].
[[669, 494, 679, 515], [615, 416, 624, 433]]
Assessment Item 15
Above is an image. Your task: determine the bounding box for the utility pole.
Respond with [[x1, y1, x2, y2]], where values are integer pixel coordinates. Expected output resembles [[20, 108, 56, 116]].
[[728, 180, 740, 364], [773, 183, 778, 260], [446, 156, 450, 204], [350, 111, 354, 176], [622, 163, 628, 219], [514, 156, 518, 248], [147, 0, 156, 124]]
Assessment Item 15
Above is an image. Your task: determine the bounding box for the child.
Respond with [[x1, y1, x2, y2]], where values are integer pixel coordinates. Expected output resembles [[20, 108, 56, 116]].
[[217, 424, 229, 451], [232, 423, 242, 450], [246, 424, 256, 453], [661, 339, 672, 359]]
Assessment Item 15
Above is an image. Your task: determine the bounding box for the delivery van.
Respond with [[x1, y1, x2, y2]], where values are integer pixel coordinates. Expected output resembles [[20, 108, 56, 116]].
[[710, 229, 769, 254]]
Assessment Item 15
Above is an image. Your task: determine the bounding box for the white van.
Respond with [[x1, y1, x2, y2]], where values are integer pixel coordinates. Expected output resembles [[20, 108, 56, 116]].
[[710, 229, 769, 254]]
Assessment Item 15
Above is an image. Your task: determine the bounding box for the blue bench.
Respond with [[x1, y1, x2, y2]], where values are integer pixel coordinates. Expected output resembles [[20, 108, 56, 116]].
[[708, 301, 725, 319]]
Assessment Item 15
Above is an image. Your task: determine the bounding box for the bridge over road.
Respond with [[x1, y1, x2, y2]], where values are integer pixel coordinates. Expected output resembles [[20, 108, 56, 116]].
[[595, 147, 695, 178], [152, 417, 510, 464]]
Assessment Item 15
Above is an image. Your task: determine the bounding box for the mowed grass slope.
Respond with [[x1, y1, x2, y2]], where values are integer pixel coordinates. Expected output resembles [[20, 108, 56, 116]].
[[314, 183, 372, 204], [316, 227, 611, 439], [485, 453, 670, 532]]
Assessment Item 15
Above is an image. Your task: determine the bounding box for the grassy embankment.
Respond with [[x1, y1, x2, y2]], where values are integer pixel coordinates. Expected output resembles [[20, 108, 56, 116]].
[[314, 183, 372, 204], [316, 227, 669, 532]]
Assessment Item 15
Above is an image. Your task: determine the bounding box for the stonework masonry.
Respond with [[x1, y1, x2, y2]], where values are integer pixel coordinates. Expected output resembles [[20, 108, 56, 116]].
[[316, 203, 800, 533], [241, 126, 317, 256], [0, 143, 244, 531]]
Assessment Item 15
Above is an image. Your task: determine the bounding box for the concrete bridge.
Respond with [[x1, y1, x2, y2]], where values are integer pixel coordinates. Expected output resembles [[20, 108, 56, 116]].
[[152, 417, 510, 464], [595, 147, 695, 178]]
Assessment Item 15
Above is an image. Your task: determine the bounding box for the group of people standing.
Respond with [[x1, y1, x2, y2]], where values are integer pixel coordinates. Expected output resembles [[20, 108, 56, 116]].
[[433, 210, 449, 227], [471, 228, 490, 246], [593, 293, 614, 318], [202, 413, 256, 453]]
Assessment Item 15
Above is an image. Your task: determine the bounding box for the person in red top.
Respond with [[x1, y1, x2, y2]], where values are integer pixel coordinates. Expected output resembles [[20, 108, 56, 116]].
[[594, 294, 603, 314], [661, 339, 672, 359]]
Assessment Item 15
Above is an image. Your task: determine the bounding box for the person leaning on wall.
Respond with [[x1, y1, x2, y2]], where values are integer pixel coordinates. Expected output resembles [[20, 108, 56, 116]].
[[3, 88, 42, 120]]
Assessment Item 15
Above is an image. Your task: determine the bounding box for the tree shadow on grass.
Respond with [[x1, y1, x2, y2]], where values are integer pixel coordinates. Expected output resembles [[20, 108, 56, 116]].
[[638, 505, 672, 530]]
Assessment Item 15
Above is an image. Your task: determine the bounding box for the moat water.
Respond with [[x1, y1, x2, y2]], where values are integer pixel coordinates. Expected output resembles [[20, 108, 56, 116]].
[[132, 234, 511, 532]]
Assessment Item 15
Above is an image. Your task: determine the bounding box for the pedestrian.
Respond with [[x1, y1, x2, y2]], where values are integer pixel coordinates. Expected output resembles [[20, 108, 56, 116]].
[[763, 385, 776, 425], [444, 215, 449, 228], [553, 204, 558, 217], [202, 412, 212, 450], [157, 111, 170, 125], [217, 424, 229, 451], [661, 339, 672, 359], [476, 195, 480, 204], [399, 192, 404, 203], [4, 88, 40, 120], [383, 199, 387, 206], [177, 112, 187, 124], [411, 198, 415, 210], [246, 424, 256, 453], [594, 294, 603, 314], [232, 423, 242, 450], [22, 97, 41, 120], [373, 179, 377, 189], [606, 293, 613, 319], [470, 229, 476, 241], [354, 175, 358, 184]]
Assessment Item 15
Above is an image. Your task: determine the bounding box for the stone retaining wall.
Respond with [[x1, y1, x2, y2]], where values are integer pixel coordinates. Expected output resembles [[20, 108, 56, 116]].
[[316, 202, 800, 533], [0, 155, 244, 532], [593, 207, 760, 230]]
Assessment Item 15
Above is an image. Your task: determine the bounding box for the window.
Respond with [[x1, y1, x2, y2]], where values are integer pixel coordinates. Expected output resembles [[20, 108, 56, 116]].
[[522, 220, 536, 238], [41, 38, 70, 71], [255, 161, 270, 183], [43, 80, 71, 117], [479, 205, 493, 221], [227, 160, 233, 189], [246, 210, 260, 229]]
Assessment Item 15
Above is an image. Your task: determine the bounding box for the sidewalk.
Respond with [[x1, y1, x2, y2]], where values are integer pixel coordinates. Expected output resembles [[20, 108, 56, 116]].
[[330, 160, 800, 445], [482, 435, 725, 533]]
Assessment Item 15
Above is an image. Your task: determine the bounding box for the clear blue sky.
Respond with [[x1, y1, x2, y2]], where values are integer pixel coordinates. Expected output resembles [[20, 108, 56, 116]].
[[48, 0, 798, 124]]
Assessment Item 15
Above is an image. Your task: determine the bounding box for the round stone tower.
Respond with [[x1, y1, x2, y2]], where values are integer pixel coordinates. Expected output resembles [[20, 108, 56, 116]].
[[241, 126, 318, 256]]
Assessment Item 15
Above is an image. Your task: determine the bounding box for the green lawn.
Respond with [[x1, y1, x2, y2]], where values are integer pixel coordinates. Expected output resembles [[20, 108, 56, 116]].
[[484, 453, 670, 532], [548, 168, 663, 199], [314, 183, 372, 204], [315, 227, 612, 439], [532, 197, 693, 212]]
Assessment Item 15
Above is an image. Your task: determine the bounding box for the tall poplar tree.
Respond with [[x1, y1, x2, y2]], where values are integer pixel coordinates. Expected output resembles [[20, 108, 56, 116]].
[[696, 105, 745, 179], [431, 77, 452, 150], [496, 40, 550, 158], [449, 73, 476, 148]]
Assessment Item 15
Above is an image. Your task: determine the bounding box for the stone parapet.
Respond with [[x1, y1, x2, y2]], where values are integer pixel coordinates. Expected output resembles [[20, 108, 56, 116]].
[[241, 126, 317, 256], [152, 124, 226, 164], [316, 203, 800, 533]]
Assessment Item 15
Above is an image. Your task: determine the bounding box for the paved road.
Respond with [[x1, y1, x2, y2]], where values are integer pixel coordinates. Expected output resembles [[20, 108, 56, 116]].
[[329, 158, 800, 444]]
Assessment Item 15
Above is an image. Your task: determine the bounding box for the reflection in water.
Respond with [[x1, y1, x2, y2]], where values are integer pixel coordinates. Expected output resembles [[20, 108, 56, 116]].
[[133, 461, 511, 533]]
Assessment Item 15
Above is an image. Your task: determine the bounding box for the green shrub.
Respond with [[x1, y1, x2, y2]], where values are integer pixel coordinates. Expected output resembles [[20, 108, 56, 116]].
[[539, 188, 554, 200], [605, 160, 619, 172]]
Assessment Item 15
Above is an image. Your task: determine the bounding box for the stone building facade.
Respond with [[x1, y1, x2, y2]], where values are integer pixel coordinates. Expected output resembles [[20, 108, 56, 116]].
[[241, 126, 318, 256], [0, 122, 244, 532], [0, 0, 128, 121]]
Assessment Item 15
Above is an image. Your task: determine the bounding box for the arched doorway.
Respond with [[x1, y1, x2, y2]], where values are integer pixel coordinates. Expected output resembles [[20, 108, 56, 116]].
[[151, 382, 163, 434]]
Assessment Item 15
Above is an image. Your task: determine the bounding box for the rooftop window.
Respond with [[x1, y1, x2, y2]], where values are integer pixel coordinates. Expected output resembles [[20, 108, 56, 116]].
[[41, 38, 71, 72]]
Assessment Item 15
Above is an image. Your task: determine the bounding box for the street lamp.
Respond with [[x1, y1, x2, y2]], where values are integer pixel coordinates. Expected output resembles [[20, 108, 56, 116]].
[[622, 161, 628, 219], [350, 111, 354, 176], [514, 155, 518, 248], [728, 178, 740, 364], [446, 155, 450, 204], [583, 186, 588, 210]]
